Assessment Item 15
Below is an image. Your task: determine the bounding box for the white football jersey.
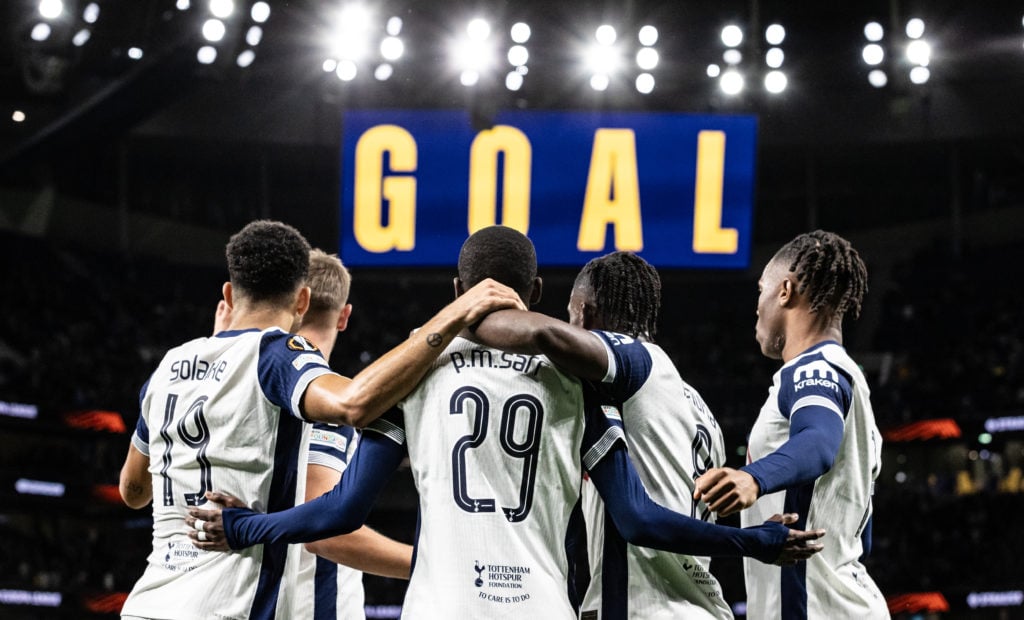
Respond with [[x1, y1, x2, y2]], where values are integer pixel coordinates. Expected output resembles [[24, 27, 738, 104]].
[[122, 328, 337, 620], [285, 423, 366, 620], [580, 331, 733, 620], [365, 336, 624, 619], [741, 342, 888, 619]]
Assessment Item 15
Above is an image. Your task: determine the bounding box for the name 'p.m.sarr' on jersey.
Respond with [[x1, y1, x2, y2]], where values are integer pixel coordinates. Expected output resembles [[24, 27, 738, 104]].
[[449, 348, 545, 377]]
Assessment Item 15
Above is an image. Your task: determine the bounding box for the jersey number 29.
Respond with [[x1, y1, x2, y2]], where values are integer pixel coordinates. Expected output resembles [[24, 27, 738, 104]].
[[449, 386, 543, 523]]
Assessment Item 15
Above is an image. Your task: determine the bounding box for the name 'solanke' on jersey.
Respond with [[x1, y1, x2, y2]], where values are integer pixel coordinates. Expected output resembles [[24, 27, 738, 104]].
[[169, 355, 228, 383], [449, 348, 546, 377]]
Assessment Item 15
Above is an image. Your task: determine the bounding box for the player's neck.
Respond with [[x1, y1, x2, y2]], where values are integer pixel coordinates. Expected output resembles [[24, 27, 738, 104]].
[[780, 316, 842, 362], [228, 307, 299, 334]]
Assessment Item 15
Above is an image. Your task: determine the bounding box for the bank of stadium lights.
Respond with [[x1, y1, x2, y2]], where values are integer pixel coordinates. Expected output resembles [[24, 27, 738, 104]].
[[763, 23, 787, 94], [714, 24, 744, 95], [450, 18, 495, 87], [862, 21, 887, 87], [322, 6, 402, 82], [635, 25, 658, 94], [584, 25, 620, 91], [905, 18, 931, 84], [505, 22, 531, 91]]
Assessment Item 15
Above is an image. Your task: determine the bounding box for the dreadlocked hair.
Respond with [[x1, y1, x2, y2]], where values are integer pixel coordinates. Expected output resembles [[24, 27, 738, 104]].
[[576, 251, 661, 341], [775, 230, 868, 320]]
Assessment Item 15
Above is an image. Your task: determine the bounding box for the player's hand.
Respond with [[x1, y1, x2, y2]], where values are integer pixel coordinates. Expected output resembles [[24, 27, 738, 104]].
[[453, 278, 527, 326], [693, 467, 760, 517], [185, 491, 249, 552], [767, 513, 826, 566]]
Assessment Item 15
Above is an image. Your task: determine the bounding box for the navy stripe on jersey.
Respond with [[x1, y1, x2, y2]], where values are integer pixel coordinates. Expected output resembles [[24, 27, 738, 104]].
[[564, 498, 588, 612], [313, 556, 338, 620], [249, 410, 306, 619], [600, 507, 629, 620], [132, 415, 150, 456], [780, 480, 813, 620], [257, 331, 335, 421], [592, 331, 653, 402]]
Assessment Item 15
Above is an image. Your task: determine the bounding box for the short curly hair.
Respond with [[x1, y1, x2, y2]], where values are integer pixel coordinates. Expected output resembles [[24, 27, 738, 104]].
[[458, 226, 537, 297], [225, 220, 311, 305]]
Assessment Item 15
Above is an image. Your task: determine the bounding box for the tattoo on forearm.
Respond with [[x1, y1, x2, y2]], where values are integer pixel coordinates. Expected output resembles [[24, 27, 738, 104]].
[[126, 481, 144, 497], [426, 333, 443, 347]]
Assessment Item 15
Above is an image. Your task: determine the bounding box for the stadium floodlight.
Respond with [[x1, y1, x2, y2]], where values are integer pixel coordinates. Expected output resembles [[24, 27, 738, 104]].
[[381, 36, 404, 60], [508, 45, 528, 66], [334, 34, 370, 61], [764, 70, 787, 93], [386, 16, 402, 36], [245, 26, 262, 46], [339, 4, 372, 34], [209, 0, 233, 19], [72, 28, 91, 46], [864, 21, 883, 42], [510, 22, 531, 44], [505, 70, 523, 90], [251, 2, 270, 23], [197, 45, 218, 64], [202, 18, 226, 42], [590, 74, 610, 91], [723, 49, 742, 65], [906, 39, 931, 66], [596, 25, 617, 46], [765, 24, 785, 45], [721, 24, 743, 48], [636, 72, 655, 94], [236, 49, 255, 67], [374, 63, 393, 80], [30, 23, 51, 41], [909, 66, 930, 84], [38, 0, 62, 20], [451, 37, 494, 72], [636, 47, 658, 70], [460, 69, 479, 86], [337, 59, 357, 81], [516, 65, 528, 75], [176, 0, 190, 11], [322, 58, 337, 72], [720, 69, 744, 95], [766, 47, 784, 68], [905, 18, 925, 40], [868, 69, 888, 88], [128, 47, 144, 60], [585, 44, 620, 74], [862, 43, 884, 65], [83, 3, 100, 24], [706, 63, 721, 78], [468, 18, 490, 41], [638, 25, 658, 46], [12, 110, 26, 123]]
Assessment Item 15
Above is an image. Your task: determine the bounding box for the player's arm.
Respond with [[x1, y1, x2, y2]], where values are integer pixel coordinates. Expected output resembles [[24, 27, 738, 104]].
[[302, 278, 526, 428], [694, 361, 850, 517], [186, 428, 405, 550], [119, 444, 152, 509], [471, 309, 609, 381], [588, 444, 824, 565], [303, 463, 412, 579]]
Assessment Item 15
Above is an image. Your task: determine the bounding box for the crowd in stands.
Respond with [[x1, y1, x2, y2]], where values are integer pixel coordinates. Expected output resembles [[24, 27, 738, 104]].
[[1, 230, 1022, 616]]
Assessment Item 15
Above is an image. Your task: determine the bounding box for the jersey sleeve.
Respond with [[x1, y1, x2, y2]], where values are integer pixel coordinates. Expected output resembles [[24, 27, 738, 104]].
[[591, 330, 653, 401], [131, 378, 152, 456], [580, 385, 627, 472], [308, 423, 358, 473], [257, 331, 340, 421], [741, 352, 851, 494], [362, 408, 406, 447]]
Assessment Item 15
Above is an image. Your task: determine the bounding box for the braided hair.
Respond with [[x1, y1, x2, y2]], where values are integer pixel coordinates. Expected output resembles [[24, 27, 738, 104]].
[[774, 230, 868, 320], [575, 251, 661, 341]]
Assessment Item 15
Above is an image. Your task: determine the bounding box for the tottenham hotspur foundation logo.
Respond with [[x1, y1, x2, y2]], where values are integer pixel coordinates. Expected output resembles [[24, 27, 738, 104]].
[[474, 561, 486, 587]]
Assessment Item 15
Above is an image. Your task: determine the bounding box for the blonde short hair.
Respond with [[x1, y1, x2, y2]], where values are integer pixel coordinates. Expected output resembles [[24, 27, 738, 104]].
[[306, 249, 350, 321]]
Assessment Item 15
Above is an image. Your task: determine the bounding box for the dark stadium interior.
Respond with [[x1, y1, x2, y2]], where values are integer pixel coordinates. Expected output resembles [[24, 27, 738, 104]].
[[2, 0, 1024, 618]]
